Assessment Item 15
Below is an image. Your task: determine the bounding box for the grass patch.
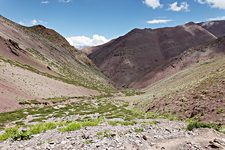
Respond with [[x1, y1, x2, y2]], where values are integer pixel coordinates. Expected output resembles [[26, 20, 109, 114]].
[[187, 121, 222, 131], [59, 122, 81, 132], [0, 122, 67, 141], [29, 122, 58, 134], [59, 118, 102, 132], [0, 127, 31, 141], [0, 110, 27, 128], [141, 120, 159, 127]]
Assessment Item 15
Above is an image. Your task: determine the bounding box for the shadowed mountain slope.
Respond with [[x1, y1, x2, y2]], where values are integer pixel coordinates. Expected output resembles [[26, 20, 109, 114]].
[[87, 21, 225, 88]]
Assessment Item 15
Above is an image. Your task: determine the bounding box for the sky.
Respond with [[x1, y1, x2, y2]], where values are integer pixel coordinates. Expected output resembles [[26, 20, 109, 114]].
[[0, 0, 225, 48]]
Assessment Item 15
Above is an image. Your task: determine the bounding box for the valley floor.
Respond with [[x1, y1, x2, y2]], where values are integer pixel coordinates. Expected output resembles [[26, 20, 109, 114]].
[[1, 120, 225, 150], [0, 98, 224, 150]]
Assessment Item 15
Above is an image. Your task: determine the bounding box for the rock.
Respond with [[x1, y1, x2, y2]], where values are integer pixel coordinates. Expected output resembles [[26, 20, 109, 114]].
[[213, 138, 225, 146], [25, 147, 33, 150], [142, 135, 147, 141], [208, 140, 224, 149], [81, 134, 89, 139], [61, 141, 67, 144], [165, 128, 171, 133], [49, 141, 54, 145]]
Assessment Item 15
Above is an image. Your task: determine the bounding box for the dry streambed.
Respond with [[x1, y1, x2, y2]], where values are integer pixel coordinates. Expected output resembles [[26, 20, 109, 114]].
[[0, 98, 224, 150]]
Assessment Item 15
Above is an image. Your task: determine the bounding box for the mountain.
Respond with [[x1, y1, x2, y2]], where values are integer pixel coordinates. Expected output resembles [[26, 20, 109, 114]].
[[144, 36, 225, 123], [199, 20, 225, 37], [0, 16, 115, 112], [87, 21, 225, 88]]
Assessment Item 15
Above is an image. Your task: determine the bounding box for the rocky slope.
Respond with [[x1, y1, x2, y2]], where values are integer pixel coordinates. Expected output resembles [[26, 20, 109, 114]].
[[87, 21, 225, 88], [119, 36, 225, 123], [145, 36, 225, 123], [0, 16, 115, 112]]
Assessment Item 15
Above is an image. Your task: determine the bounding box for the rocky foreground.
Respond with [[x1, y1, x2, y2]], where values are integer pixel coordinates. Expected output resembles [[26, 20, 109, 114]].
[[0, 99, 224, 150], [0, 119, 225, 150]]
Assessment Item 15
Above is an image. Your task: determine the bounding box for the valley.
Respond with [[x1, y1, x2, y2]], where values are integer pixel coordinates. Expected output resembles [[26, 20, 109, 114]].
[[0, 15, 224, 150]]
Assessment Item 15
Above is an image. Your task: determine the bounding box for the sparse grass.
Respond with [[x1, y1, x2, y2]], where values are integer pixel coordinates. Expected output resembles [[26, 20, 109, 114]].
[[59, 118, 102, 132], [121, 89, 144, 96], [187, 121, 222, 131], [0, 56, 116, 93], [26, 48, 49, 63], [29, 122, 58, 134], [0, 127, 31, 141], [59, 122, 81, 132], [96, 130, 116, 138], [216, 108, 224, 114], [141, 120, 159, 127], [134, 128, 144, 133], [145, 112, 178, 121], [0, 98, 186, 142], [85, 140, 93, 145], [0, 122, 66, 141], [29, 117, 46, 123], [108, 120, 136, 126], [129, 58, 225, 112], [0, 110, 27, 128]]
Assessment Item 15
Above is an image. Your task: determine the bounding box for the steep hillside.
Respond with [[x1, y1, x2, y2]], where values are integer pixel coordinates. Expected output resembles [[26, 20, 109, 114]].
[[121, 37, 225, 123], [0, 16, 115, 112], [88, 22, 218, 88], [199, 20, 225, 37]]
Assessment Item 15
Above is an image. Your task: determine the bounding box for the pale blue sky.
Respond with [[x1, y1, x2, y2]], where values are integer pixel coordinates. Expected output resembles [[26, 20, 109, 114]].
[[0, 0, 225, 48]]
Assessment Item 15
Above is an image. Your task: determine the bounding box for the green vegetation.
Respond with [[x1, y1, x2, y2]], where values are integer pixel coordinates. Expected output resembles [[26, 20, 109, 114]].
[[0, 127, 32, 141], [96, 130, 116, 138], [59, 118, 102, 132], [29, 122, 58, 134], [187, 121, 222, 131], [0, 122, 66, 141], [134, 128, 144, 133], [108, 120, 136, 126], [59, 122, 81, 132], [26, 48, 49, 63], [121, 89, 144, 96], [0, 109, 27, 128], [141, 120, 159, 127], [132, 58, 225, 111], [216, 108, 224, 114], [145, 112, 178, 121], [0, 98, 181, 130]]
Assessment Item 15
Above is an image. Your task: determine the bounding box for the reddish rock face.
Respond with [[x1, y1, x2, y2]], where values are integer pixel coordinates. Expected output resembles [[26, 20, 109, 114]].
[[88, 21, 225, 88]]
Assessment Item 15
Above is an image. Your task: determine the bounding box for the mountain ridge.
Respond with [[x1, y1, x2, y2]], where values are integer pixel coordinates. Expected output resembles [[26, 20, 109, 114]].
[[87, 21, 224, 88]]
